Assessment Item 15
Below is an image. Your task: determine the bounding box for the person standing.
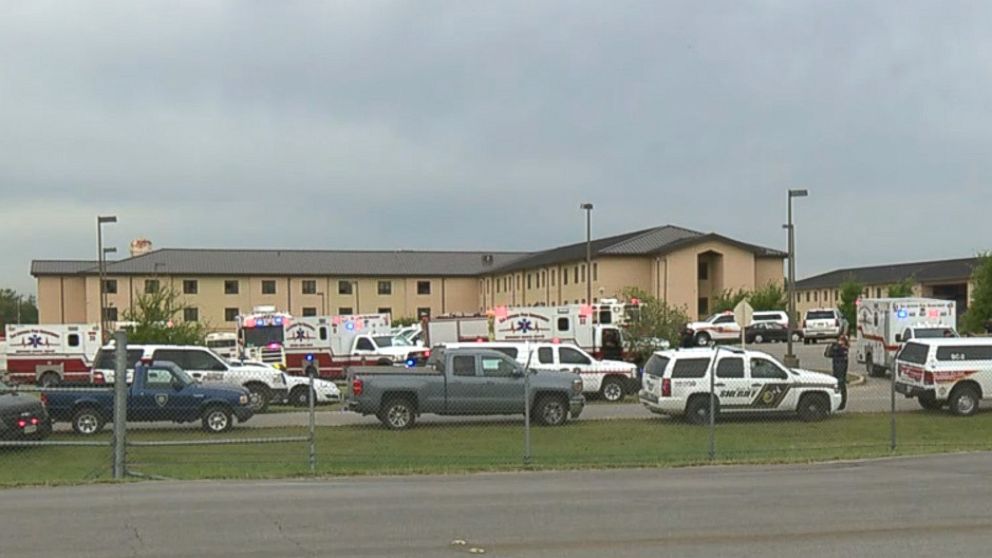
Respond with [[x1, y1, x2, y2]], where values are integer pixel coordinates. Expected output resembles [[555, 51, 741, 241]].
[[826, 335, 850, 410]]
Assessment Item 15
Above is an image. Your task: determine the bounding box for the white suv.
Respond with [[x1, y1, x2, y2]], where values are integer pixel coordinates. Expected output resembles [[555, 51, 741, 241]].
[[638, 347, 842, 423], [93, 345, 288, 412], [802, 308, 845, 343], [895, 338, 992, 416]]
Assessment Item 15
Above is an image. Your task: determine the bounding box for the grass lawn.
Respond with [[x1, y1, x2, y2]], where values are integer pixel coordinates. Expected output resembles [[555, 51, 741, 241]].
[[2, 412, 992, 486]]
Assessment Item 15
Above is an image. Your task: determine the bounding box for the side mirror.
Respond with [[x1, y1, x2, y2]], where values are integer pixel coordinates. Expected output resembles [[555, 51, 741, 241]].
[[895, 334, 903, 343], [172, 379, 184, 391], [513, 367, 526, 377]]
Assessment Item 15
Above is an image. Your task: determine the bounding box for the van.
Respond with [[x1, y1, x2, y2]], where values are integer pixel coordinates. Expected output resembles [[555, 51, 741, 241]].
[[894, 338, 992, 416]]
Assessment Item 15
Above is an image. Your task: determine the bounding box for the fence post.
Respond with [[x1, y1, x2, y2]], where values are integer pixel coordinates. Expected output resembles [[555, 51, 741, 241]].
[[890, 363, 897, 451], [112, 330, 128, 480], [308, 369, 316, 474], [523, 342, 532, 465], [707, 346, 720, 461]]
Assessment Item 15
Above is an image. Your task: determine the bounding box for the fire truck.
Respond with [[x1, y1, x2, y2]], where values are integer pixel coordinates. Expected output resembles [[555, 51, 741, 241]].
[[237, 308, 428, 378], [426, 305, 626, 360], [3, 324, 101, 386]]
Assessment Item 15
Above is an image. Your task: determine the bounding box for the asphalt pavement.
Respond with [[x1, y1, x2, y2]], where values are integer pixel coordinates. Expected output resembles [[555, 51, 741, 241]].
[[3, 452, 991, 557]]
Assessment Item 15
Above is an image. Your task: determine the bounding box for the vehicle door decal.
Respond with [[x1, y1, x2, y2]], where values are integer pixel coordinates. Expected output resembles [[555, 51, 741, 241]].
[[155, 394, 169, 407], [750, 384, 790, 409]]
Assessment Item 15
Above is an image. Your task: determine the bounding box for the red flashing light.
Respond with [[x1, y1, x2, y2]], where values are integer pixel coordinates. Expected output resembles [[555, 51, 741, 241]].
[[244, 318, 256, 328], [630, 298, 640, 305], [17, 420, 26, 429], [424, 350, 431, 358], [551, 338, 561, 344], [31, 417, 38, 425], [352, 377, 364, 397], [924, 371, 934, 386]]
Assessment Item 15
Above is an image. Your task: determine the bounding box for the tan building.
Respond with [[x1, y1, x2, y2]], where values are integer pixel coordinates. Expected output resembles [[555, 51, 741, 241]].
[[32, 225, 785, 330], [795, 257, 978, 318]]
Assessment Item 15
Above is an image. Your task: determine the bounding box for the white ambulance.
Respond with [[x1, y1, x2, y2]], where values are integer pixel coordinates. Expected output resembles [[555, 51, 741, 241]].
[[427, 305, 626, 361], [3, 324, 101, 386], [206, 332, 239, 361], [439, 340, 638, 402], [856, 298, 957, 377], [894, 338, 992, 416]]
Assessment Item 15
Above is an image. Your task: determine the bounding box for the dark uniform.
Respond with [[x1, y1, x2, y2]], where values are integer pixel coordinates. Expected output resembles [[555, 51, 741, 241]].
[[826, 342, 849, 410]]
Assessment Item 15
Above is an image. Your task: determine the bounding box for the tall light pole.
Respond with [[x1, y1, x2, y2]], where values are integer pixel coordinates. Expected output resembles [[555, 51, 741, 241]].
[[97, 215, 118, 342], [784, 189, 808, 368], [580, 203, 594, 305]]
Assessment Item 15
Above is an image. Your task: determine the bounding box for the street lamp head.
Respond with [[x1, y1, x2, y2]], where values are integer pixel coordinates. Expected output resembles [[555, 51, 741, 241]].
[[103, 247, 117, 254], [580, 203, 594, 210], [98, 216, 118, 224], [788, 189, 809, 198]]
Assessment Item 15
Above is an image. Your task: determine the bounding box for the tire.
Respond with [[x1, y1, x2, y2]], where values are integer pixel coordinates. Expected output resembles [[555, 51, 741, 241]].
[[797, 393, 829, 422], [376, 358, 393, 366], [685, 395, 717, 426], [201, 406, 233, 433], [865, 354, 874, 375], [918, 393, 943, 411], [379, 396, 416, 430], [791, 333, 802, 342], [869, 364, 886, 378], [72, 407, 106, 436], [38, 373, 61, 388], [695, 332, 711, 347], [600, 377, 625, 402], [244, 383, 271, 413], [754, 334, 764, 344], [289, 386, 312, 407], [534, 395, 568, 426], [803, 338, 810, 345], [948, 385, 980, 417]]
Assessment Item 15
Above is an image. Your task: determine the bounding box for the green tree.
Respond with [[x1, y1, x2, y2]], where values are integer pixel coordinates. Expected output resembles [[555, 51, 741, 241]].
[[962, 253, 992, 333], [838, 279, 864, 335], [0, 289, 39, 325], [121, 284, 207, 345], [621, 287, 691, 366], [748, 282, 788, 311], [712, 288, 751, 313], [886, 277, 916, 298]]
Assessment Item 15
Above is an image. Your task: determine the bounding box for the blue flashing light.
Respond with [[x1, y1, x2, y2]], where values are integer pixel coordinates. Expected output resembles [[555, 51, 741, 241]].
[[405, 358, 417, 368], [345, 321, 355, 331], [305, 353, 315, 362], [274, 318, 283, 326], [897, 309, 908, 319]]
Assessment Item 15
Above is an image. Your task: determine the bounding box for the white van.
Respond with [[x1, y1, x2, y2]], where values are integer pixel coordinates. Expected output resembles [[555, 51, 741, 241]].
[[894, 338, 992, 416], [439, 341, 638, 402]]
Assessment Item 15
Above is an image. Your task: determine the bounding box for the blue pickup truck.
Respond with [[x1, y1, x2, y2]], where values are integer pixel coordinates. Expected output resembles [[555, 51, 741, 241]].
[[44, 361, 255, 435]]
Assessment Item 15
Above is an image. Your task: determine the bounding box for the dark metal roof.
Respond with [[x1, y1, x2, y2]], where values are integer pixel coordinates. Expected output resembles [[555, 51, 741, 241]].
[[32, 250, 528, 278], [796, 257, 981, 290], [490, 225, 785, 273]]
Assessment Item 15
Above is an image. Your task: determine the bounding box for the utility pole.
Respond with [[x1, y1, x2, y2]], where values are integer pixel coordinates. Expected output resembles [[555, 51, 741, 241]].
[[580, 203, 594, 304]]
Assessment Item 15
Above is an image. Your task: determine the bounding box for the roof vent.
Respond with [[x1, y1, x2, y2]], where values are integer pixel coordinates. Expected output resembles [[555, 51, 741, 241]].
[[130, 238, 153, 257], [482, 254, 495, 266]]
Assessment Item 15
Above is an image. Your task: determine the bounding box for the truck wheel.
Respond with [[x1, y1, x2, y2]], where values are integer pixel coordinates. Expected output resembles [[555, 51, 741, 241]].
[[72, 407, 106, 435], [535, 396, 568, 426], [38, 373, 60, 388], [791, 332, 801, 342], [948, 385, 980, 417], [244, 384, 271, 413], [685, 395, 717, 426], [289, 386, 313, 407], [600, 377, 625, 402], [797, 393, 829, 422], [379, 397, 416, 430], [754, 334, 765, 344], [865, 354, 874, 375], [918, 393, 943, 411], [695, 332, 711, 346], [376, 358, 393, 366], [202, 406, 233, 433]]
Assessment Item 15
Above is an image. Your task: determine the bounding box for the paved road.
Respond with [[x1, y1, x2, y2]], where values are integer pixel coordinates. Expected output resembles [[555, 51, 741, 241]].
[[3, 452, 991, 557]]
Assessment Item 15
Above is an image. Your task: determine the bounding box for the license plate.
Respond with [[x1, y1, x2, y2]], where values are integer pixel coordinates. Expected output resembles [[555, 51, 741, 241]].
[[23, 425, 37, 434]]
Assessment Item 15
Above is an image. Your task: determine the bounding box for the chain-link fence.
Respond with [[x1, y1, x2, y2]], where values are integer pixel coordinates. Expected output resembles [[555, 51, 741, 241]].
[[3, 337, 992, 485]]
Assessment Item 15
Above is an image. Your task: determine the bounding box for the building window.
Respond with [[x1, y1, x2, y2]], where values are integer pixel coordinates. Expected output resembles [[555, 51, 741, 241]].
[[302, 280, 317, 294], [834, 290, 839, 300], [377, 281, 392, 295], [517, 276, 521, 290], [224, 308, 239, 322], [183, 307, 199, 322], [495, 279, 500, 294], [563, 270, 569, 285], [262, 280, 276, 295], [552, 270, 557, 286], [806, 292, 811, 303], [103, 279, 118, 294], [338, 281, 354, 295], [302, 307, 317, 317], [417, 280, 431, 295], [698, 262, 709, 280], [581, 265, 586, 282], [417, 307, 431, 319], [593, 263, 598, 281], [103, 307, 118, 321], [574, 266, 579, 284], [224, 280, 239, 295], [182, 280, 198, 295], [875, 287, 882, 298], [486, 278, 491, 292], [698, 297, 708, 317], [814, 291, 818, 302], [144, 279, 159, 294], [338, 307, 353, 315], [377, 307, 391, 315], [527, 274, 532, 290]]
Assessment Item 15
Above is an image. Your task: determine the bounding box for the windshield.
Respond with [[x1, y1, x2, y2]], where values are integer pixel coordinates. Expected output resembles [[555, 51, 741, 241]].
[[913, 328, 956, 339], [898, 342, 929, 364], [207, 339, 237, 348], [390, 336, 412, 347], [242, 326, 284, 347], [374, 336, 394, 347], [806, 311, 835, 320]]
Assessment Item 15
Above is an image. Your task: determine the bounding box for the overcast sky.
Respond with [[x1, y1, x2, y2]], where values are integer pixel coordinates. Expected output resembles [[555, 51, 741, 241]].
[[2, 1, 990, 295]]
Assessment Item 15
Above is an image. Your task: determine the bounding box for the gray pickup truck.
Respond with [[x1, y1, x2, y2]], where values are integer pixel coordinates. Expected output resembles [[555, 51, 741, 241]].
[[346, 347, 585, 429]]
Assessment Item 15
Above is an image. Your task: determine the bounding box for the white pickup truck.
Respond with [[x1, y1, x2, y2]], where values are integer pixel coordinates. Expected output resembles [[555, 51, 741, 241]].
[[683, 312, 742, 346], [93, 344, 288, 412]]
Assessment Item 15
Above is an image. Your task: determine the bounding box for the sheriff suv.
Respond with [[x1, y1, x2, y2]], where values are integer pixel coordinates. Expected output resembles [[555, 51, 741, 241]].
[[639, 347, 842, 423]]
